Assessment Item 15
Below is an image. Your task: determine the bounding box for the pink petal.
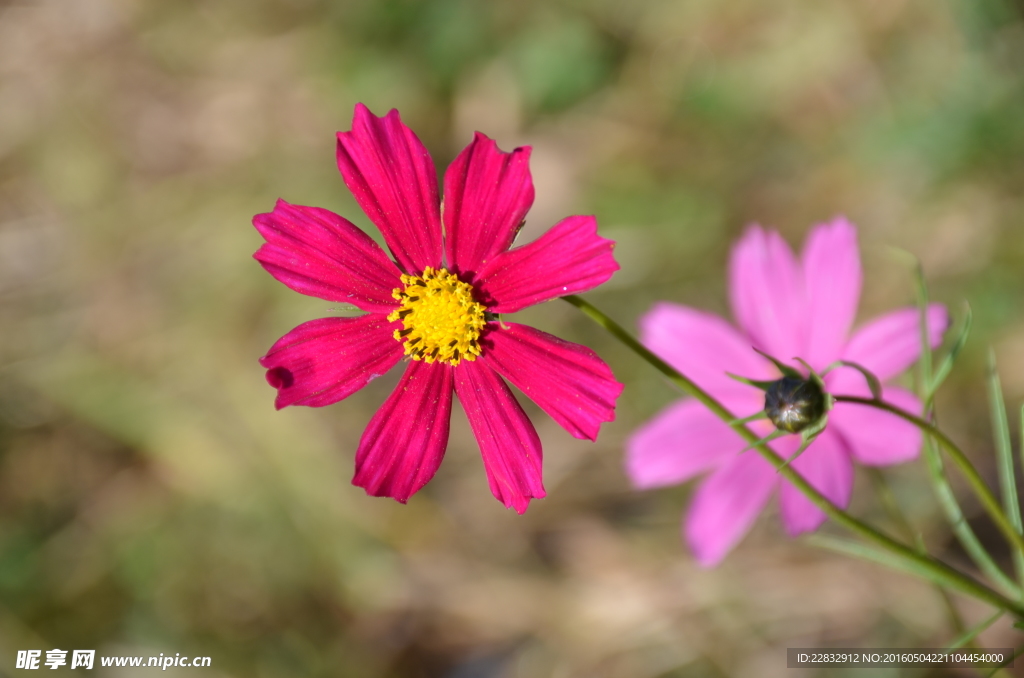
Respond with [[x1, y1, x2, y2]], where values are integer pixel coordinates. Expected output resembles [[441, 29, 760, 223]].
[[453, 360, 545, 513], [685, 451, 777, 567], [840, 305, 949, 381], [639, 303, 773, 412], [728, 225, 807, 360], [336, 104, 442, 274], [802, 217, 862, 370], [480, 323, 622, 442], [777, 428, 854, 535], [626, 399, 746, 489], [353, 361, 453, 503], [828, 384, 923, 466], [443, 133, 534, 279], [253, 200, 403, 312], [259, 314, 403, 409], [475, 215, 618, 314]]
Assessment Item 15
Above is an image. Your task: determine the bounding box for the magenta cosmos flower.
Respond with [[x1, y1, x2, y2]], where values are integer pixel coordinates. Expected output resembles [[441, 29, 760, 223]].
[[626, 219, 948, 565], [253, 104, 623, 513]]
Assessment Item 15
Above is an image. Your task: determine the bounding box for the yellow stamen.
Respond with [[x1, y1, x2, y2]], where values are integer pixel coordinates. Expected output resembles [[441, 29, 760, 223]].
[[387, 267, 486, 366]]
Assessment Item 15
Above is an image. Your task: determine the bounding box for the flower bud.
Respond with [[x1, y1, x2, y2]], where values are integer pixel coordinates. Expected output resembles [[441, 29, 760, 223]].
[[764, 376, 827, 433]]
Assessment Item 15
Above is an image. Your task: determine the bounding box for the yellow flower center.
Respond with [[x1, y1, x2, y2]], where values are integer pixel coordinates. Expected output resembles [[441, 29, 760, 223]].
[[387, 267, 486, 366]]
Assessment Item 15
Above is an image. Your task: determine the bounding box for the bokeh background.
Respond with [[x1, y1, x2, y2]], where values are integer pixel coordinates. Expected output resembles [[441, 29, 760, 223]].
[[3, 0, 1024, 675]]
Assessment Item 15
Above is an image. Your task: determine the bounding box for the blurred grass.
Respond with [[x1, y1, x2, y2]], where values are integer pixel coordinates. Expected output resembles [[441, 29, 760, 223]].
[[3, 0, 1024, 676]]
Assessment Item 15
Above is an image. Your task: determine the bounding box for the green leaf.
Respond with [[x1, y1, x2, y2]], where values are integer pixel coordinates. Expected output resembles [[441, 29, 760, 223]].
[[989, 350, 1024, 585], [725, 372, 777, 390], [728, 410, 769, 426], [807, 534, 996, 598], [929, 304, 972, 401], [947, 611, 1003, 649], [740, 429, 787, 453], [752, 347, 802, 379], [793, 357, 828, 395], [777, 414, 830, 471], [912, 258, 934, 392], [830, 361, 882, 401]]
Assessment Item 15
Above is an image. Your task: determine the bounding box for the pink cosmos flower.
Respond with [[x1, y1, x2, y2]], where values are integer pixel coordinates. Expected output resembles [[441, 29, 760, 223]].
[[253, 104, 623, 513], [626, 219, 948, 566]]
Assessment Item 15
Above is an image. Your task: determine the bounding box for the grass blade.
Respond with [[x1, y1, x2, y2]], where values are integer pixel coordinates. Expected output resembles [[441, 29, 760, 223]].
[[988, 350, 1024, 588]]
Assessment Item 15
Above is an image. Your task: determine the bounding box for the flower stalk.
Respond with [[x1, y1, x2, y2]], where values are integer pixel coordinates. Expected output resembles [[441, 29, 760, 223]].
[[563, 294, 1024, 618], [833, 394, 1024, 557]]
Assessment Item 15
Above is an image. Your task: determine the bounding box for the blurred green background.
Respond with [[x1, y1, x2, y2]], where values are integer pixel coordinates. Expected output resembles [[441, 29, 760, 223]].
[[3, 0, 1024, 675]]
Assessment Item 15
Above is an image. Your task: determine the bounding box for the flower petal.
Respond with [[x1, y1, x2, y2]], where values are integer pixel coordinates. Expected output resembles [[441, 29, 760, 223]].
[[480, 323, 621, 442], [336, 104, 442, 274], [685, 451, 777, 567], [259, 314, 403, 409], [640, 303, 773, 412], [454, 360, 545, 513], [626, 399, 745, 489], [828, 384, 923, 466], [802, 217, 862, 370], [777, 428, 854, 535], [253, 200, 403, 312], [840, 305, 949, 381], [728, 224, 806, 360], [475, 215, 618, 313], [353, 361, 453, 503], [443, 133, 534, 279]]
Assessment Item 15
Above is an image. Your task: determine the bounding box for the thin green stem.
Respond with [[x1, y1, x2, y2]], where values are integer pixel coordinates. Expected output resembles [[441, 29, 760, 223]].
[[866, 468, 917, 543], [948, 611, 1003, 650], [985, 643, 1024, 678], [920, 435, 1021, 597], [987, 352, 1024, 590], [911, 293, 1019, 596], [833, 395, 1024, 557], [563, 295, 1024, 618], [867, 469, 970, 637]]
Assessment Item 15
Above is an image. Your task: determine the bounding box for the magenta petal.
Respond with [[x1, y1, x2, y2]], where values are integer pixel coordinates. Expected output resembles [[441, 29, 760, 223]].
[[777, 429, 853, 535], [480, 323, 621, 441], [802, 217, 862, 370], [475, 215, 618, 313], [259, 314, 403, 409], [626, 399, 745, 489], [685, 452, 777, 567], [443, 133, 534, 278], [453, 360, 545, 513], [336, 104, 442, 274], [828, 385, 923, 466], [728, 225, 807, 360], [640, 303, 773, 412], [353, 361, 453, 503], [841, 305, 949, 381], [253, 200, 403, 312]]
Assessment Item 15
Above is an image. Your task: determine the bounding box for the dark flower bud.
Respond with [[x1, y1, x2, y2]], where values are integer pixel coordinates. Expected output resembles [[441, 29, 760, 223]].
[[765, 376, 827, 433]]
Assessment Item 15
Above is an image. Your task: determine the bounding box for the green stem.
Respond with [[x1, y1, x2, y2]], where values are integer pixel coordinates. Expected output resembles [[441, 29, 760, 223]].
[[948, 611, 1003, 650], [921, 435, 1021, 597], [987, 353, 1024, 590], [833, 395, 1024, 557], [563, 295, 1024, 618], [913, 289, 1019, 597], [985, 643, 1024, 678], [867, 469, 971, 637]]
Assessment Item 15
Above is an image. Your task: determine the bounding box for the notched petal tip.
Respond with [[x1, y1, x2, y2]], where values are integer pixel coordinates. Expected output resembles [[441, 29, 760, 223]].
[[507, 490, 545, 514]]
